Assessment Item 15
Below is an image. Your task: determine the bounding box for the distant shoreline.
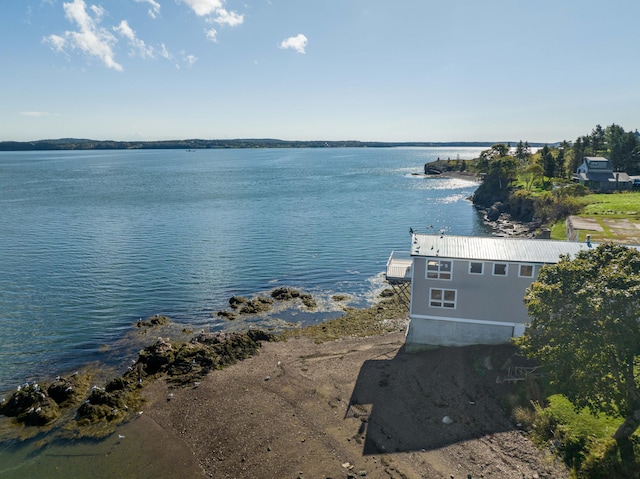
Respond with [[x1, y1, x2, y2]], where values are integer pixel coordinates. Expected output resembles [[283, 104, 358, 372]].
[[0, 138, 550, 152]]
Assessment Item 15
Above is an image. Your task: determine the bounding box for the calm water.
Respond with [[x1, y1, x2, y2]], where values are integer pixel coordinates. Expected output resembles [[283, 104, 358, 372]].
[[0, 147, 488, 394]]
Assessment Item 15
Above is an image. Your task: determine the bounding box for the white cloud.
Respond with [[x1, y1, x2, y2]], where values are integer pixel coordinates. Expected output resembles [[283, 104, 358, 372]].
[[179, 0, 224, 17], [114, 20, 155, 58], [159, 43, 171, 59], [179, 0, 244, 39], [43, 0, 122, 71], [175, 51, 198, 68], [279, 34, 308, 54], [134, 0, 161, 19], [205, 27, 218, 42], [213, 9, 243, 26], [46, 34, 67, 51]]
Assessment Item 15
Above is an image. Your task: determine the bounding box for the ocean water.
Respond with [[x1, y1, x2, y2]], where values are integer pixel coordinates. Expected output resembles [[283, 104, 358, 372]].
[[0, 147, 489, 394]]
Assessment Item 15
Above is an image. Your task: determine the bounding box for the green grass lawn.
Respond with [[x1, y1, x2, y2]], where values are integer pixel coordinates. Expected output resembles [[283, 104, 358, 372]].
[[556, 191, 640, 243], [578, 191, 640, 216]]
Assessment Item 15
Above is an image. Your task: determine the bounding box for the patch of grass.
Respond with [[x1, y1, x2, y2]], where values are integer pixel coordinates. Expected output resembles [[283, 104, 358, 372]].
[[549, 220, 567, 240], [542, 395, 620, 440], [578, 192, 640, 216], [529, 394, 640, 477]]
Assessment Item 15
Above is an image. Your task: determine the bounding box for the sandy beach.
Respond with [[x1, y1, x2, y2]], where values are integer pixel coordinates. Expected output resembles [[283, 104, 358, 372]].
[[138, 325, 568, 478]]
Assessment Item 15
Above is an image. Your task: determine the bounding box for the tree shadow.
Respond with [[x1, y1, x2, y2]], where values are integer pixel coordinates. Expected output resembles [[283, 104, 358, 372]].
[[346, 344, 521, 454]]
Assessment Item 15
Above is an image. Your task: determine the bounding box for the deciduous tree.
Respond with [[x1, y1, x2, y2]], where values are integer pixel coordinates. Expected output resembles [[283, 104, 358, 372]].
[[517, 244, 640, 455]]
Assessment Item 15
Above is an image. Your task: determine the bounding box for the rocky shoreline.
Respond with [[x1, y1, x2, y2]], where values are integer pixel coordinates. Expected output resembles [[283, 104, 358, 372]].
[[0, 287, 400, 440], [0, 288, 570, 479], [478, 206, 543, 238]]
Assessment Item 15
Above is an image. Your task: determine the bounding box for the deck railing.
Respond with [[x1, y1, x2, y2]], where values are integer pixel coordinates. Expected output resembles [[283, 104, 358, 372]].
[[385, 251, 413, 282]]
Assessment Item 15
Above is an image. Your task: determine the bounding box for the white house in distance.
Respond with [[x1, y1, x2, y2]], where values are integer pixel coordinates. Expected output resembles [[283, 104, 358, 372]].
[[386, 233, 602, 352]]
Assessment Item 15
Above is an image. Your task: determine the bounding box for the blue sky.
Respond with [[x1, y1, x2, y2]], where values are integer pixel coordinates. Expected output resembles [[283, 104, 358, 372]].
[[1, 0, 639, 143]]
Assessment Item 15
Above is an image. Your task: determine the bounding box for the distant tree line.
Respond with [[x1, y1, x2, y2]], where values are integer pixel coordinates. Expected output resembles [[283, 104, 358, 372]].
[[0, 138, 507, 152]]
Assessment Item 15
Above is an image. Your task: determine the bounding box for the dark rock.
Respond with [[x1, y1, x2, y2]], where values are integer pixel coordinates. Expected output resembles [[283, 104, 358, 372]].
[[47, 374, 89, 408], [165, 330, 276, 387], [271, 287, 316, 309], [228, 296, 248, 309], [137, 337, 175, 375], [238, 296, 273, 314], [136, 314, 170, 328], [1, 383, 61, 426], [300, 293, 317, 310], [379, 288, 395, 298], [270, 287, 300, 301], [105, 377, 129, 392], [487, 202, 504, 221], [77, 387, 127, 424], [217, 310, 237, 320]]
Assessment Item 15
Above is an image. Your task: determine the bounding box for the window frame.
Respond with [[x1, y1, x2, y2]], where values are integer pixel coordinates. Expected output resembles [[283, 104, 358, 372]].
[[426, 259, 453, 280], [469, 261, 484, 275], [519, 264, 535, 278], [493, 263, 508, 276], [429, 288, 457, 309]]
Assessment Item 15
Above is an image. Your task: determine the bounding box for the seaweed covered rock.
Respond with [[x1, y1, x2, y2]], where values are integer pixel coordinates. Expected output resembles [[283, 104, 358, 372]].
[[47, 373, 90, 408], [1, 383, 60, 426], [77, 387, 128, 424], [136, 314, 171, 328], [238, 297, 274, 314], [216, 310, 237, 320], [137, 337, 175, 375], [270, 287, 317, 310], [166, 330, 276, 386], [224, 295, 275, 316], [105, 376, 134, 393], [228, 296, 249, 309], [271, 287, 301, 301], [378, 288, 392, 298]]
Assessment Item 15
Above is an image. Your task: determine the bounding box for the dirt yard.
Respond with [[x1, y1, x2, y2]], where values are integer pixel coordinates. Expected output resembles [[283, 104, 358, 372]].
[[142, 330, 568, 478], [567, 215, 640, 244]]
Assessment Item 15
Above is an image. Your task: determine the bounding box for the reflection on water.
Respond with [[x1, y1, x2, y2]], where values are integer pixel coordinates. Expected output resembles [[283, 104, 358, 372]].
[[0, 415, 200, 479]]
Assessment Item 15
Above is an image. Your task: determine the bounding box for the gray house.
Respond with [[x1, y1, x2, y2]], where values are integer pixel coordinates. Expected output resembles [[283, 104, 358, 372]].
[[575, 156, 632, 191], [386, 234, 599, 351]]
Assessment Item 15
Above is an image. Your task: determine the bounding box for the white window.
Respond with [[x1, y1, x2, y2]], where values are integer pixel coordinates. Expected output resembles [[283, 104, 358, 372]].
[[430, 288, 457, 308], [427, 259, 452, 280], [519, 264, 534, 278], [493, 263, 508, 276], [469, 262, 483, 275]]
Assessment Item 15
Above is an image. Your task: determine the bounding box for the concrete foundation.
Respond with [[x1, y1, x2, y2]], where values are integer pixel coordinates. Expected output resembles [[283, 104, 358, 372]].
[[405, 317, 516, 352]]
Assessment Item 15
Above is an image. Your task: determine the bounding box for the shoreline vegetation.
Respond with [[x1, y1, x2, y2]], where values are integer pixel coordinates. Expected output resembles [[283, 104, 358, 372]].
[[0, 138, 549, 151]]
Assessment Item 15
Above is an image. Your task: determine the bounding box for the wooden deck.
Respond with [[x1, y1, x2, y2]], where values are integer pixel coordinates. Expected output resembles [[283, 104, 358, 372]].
[[386, 251, 412, 283]]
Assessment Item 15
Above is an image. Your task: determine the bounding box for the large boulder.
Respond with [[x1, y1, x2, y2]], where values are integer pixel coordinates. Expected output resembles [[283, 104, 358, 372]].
[[137, 337, 175, 375], [47, 374, 89, 408], [1, 383, 60, 426]]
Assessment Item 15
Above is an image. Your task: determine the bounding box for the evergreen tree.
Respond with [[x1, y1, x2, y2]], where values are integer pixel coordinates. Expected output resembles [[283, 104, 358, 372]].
[[571, 137, 585, 173], [591, 124, 605, 155], [555, 147, 566, 178], [515, 140, 530, 162], [541, 145, 555, 178]]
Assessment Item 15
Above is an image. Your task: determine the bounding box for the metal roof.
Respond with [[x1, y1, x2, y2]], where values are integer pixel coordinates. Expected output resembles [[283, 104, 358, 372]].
[[411, 234, 604, 264]]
